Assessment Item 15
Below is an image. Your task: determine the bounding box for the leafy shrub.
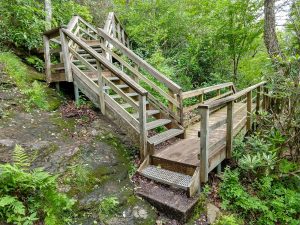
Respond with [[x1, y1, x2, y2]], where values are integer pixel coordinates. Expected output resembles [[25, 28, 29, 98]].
[[0, 0, 92, 51], [21, 81, 50, 110], [0, 145, 75, 225], [26, 56, 45, 72], [219, 167, 300, 225]]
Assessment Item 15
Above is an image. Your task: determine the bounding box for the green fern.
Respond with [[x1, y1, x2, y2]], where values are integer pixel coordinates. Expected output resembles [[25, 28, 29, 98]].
[[12, 144, 30, 170]]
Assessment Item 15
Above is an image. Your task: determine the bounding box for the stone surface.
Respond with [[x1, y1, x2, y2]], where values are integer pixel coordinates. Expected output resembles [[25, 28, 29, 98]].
[[0, 67, 157, 225], [136, 179, 199, 223], [207, 203, 220, 224], [0, 139, 16, 148]]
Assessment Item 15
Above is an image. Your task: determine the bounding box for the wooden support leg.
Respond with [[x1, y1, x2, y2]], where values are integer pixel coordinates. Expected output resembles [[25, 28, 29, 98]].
[[246, 91, 252, 131], [217, 163, 222, 174], [74, 83, 79, 105], [226, 101, 234, 158], [199, 107, 209, 183], [55, 82, 60, 92]]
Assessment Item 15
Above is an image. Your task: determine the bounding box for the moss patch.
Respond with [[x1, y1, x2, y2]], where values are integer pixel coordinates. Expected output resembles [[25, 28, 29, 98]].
[[0, 51, 63, 111]]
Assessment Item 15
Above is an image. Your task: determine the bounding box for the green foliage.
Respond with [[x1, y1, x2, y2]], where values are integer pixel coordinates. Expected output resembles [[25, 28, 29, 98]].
[[21, 81, 49, 110], [13, 144, 30, 170], [114, 0, 268, 88], [0, 52, 62, 110], [0, 0, 92, 51], [98, 196, 119, 220], [219, 168, 300, 225], [0, 146, 75, 225], [213, 214, 243, 225], [26, 56, 45, 72]]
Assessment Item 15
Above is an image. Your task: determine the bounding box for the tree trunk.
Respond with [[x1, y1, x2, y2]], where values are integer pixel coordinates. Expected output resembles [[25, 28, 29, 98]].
[[44, 0, 52, 30], [263, 0, 283, 60]]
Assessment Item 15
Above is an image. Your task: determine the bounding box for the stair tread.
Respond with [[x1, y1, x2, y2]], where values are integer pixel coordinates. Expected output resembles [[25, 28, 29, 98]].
[[107, 77, 120, 81], [121, 100, 149, 109], [121, 103, 134, 109], [141, 165, 192, 190], [133, 110, 160, 119], [148, 129, 184, 145], [111, 92, 138, 99], [77, 48, 102, 53], [73, 58, 96, 63], [104, 84, 129, 90], [146, 119, 171, 130]]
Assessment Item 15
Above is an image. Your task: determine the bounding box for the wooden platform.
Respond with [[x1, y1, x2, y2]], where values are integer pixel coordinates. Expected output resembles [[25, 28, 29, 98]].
[[153, 102, 254, 169]]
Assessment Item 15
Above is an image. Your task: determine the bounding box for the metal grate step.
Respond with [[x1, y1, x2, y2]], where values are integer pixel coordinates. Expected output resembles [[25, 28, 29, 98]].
[[141, 165, 192, 190]]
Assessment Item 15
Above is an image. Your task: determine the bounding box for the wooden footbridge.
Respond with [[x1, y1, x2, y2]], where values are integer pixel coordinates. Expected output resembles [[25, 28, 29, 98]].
[[43, 13, 270, 198]]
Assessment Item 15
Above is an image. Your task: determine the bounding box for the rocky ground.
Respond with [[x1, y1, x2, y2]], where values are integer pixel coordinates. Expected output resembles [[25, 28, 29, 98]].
[[0, 62, 219, 225], [0, 65, 159, 225]]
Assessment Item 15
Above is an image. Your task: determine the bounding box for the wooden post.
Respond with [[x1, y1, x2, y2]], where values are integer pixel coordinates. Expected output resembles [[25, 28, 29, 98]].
[[168, 89, 175, 113], [121, 29, 125, 45], [217, 163, 222, 174], [226, 101, 233, 158], [96, 60, 105, 115], [246, 90, 252, 131], [262, 86, 267, 110], [60, 29, 73, 82], [43, 35, 51, 83], [177, 90, 184, 126], [265, 87, 269, 110], [199, 106, 209, 183], [139, 95, 148, 160], [199, 94, 204, 103], [74, 82, 79, 105], [117, 23, 121, 41], [256, 86, 261, 113]]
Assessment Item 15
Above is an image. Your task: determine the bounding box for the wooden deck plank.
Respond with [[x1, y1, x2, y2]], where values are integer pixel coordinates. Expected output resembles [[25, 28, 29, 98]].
[[154, 102, 256, 167]]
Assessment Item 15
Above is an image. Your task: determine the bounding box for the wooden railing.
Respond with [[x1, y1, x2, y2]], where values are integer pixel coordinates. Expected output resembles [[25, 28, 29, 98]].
[[43, 27, 64, 83], [182, 82, 236, 127], [61, 28, 149, 160], [97, 28, 183, 125], [104, 12, 130, 47], [198, 81, 269, 183], [43, 16, 99, 83]]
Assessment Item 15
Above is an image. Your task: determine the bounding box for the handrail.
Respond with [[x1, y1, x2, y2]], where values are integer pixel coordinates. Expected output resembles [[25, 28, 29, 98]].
[[198, 81, 268, 183], [104, 12, 130, 46], [98, 28, 182, 93], [182, 82, 235, 99], [66, 16, 79, 31], [43, 27, 61, 38], [201, 81, 266, 109], [62, 28, 148, 96]]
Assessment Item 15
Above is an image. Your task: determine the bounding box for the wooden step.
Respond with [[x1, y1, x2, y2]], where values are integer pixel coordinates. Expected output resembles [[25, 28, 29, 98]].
[[133, 110, 160, 119], [111, 92, 138, 99], [121, 100, 149, 109], [107, 77, 120, 81], [121, 103, 133, 109], [104, 84, 129, 90], [73, 58, 96, 63], [146, 119, 171, 130], [76, 64, 96, 69], [77, 48, 102, 54], [148, 129, 184, 146], [140, 166, 192, 190], [136, 181, 198, 223]]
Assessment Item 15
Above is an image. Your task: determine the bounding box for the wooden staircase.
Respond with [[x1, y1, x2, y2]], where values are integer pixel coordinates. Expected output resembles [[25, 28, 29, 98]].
[[43, 12, 270, 201]]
